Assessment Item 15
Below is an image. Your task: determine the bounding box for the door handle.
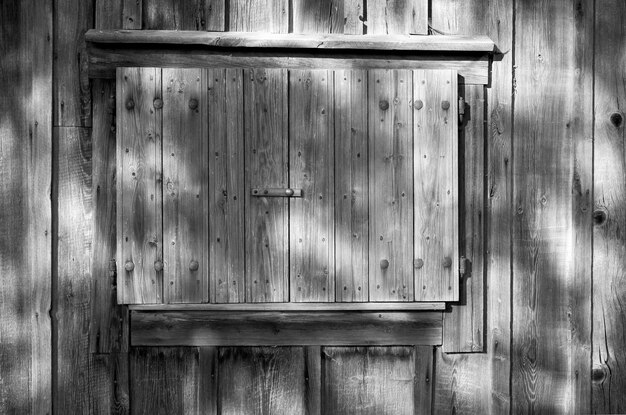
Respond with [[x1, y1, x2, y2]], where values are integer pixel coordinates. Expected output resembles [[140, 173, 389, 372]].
[[251, 188, 303, 197]]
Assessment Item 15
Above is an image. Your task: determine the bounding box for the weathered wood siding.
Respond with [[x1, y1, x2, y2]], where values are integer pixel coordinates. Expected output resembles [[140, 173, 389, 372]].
[[2, 0, 625, 413]]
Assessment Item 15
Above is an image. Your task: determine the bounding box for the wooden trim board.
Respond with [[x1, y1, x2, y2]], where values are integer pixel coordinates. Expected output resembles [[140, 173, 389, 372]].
[[86, 30, 495, 52], [131, 310, 443, 346], [87, 46, 490, 84], [129, 302, 446, 311]]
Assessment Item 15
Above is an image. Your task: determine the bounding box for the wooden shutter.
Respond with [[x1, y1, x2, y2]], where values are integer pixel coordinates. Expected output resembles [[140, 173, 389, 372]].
[[117, 67, 459, 304]]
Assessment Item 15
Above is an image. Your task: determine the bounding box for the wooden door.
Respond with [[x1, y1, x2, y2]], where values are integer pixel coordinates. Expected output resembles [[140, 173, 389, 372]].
[[117, 67, 458, 304]]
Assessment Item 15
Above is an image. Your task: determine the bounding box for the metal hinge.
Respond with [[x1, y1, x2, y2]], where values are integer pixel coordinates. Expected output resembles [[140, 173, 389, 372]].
[[458, 97, 465, 123], [459, 256, 468, 276]]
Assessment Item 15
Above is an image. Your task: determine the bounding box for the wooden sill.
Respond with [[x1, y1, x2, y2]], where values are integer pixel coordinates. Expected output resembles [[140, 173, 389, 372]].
[[129, 302, 446, 312], [86, 30, 494, 53], [131, 309, 443, 346]]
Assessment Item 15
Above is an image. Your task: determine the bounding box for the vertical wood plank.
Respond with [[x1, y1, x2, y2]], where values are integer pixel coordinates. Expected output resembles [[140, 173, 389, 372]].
[[0, 1, 52, 413], [209, 69, 245, 303], [142, 0, 225, 30], [512, 0, 593, 412], [413, 69, 459, 302], [431, 0, 513, 410], [290, 69, 335, 302], [218, 347, 307, 414], [414, 346, 434, 414], [292, 0, 343, 33], [245, 68, 289, 302], [91, 353, 130, 415], [54, 0, 93, 127], [162, 68, 209, 303], [199, 347, 218, 415], [368, 69, 413, 301], [55, 127, 92, 414], [305, 346, 322, 415], [229, 0, 288, 32], [367, 0, 427, 35], [442, 84, 484, 352], [117, 67, 163, 304], [334, 69, 369, 302], [130, 347, 201, 415], [322, 347, 416, 414], [123, 0, 142, 28], [592, 0, 626, 411]]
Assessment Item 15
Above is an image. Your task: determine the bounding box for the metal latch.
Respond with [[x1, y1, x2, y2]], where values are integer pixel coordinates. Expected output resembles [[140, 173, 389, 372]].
[[251, 188, 303, 197]]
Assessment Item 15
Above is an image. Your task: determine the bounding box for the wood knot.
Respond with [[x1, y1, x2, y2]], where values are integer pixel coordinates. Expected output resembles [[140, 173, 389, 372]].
[[188, 98, 199, 110], [593, 208, 608, 226], [153, 98, 163, 109], [610, 112, 623, 127], [124, 261, 134, 272], [414, 258, 424, 269], [125, 99, 135, 110], [379, 100, 389, 111], [380, 259, 389, 269], [154, 260, 164, 272]]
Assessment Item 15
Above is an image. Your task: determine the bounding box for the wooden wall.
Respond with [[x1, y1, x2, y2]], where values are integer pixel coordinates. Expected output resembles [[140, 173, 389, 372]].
[[0, 0, 625, 413]]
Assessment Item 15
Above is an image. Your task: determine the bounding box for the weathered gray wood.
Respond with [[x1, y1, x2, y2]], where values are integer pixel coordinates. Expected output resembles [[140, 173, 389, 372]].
[[292, 0, 344, 34], [117, 67, 163, 304], [413, 69, 459, 302], [199, 347, 218, 415], [130, 347, 201, 414], [130, 302, 445, 311], [0, 2, 52, 413], [305, 346, 322, 415], [91, 353, 130, 415], [131, 311, 443, 346], [208, 69, 245, 303], [219, 347, 306, 414], [334, 69, 369, 302], [229, 0, 288, 32], [431, 0, 513, 411], [512, 0, 593, 412], [86, 30, 494, 51], [142, 0, 224, 30], [245, 68, 289, 302], [322, 347, 417, 414], [368, 69, 413, 301], [91, 0, 129, 356], [442, 84, 484, 352], [88, 47, 490, 85], [55, 127, 93, 414], [368, 0, 428, 35], [592, 0, 626, 411], [162, 68, 209, 303], [122, 0, 141, 29], [55, 0, 93, 127], [414, 346, 434, 414], [290, 69, 335, 302]]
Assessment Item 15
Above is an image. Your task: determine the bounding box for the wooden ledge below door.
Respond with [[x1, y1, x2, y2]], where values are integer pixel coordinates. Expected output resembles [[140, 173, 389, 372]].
[[130, 307, 444, 347]]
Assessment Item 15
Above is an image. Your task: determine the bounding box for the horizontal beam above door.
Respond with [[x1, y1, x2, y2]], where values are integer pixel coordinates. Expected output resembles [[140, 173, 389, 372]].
[[131, 310, 443, 346], [86, 30, 495, 52]]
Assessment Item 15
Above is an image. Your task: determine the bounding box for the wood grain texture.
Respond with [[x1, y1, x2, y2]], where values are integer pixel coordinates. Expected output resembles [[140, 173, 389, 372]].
[[54, 0, 93, 127], [292, 0, 344, 34], [218, 347, 305, 414], [512, 0, 593, 412], [208, 69, 245, 303], [367, 0, 427, 35], [162, 68, 209, 303], [131, 311, 443, 346], [87, 30, 494, 51], [142, 0, 224, 30], [131, 302, 445, 311], [88, 47, 491, 85], [229, 0, 288, 33], [117, 67, 163, 304], [130, 347, 201, 415], [290, 69, 335, 302], [91, 353, 130, 415], [413, 69, 459, 302], [431, 0, 513, 411], [91, 0, 129, 356], [592, 0, 626, 411], [334, 69, 369, 302], [123, 0, 141, 29], [442, 84, 484, 352], [55, 126, 93, 414], [368, 69, 413, 301], [322, 347, 416, 414], [0, 1, 52, 413], [414, 346, 434, 414], [245, 68, 289, 302]]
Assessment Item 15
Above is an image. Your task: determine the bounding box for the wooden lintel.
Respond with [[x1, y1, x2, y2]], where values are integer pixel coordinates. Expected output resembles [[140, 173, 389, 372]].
[[86, 30, 495, 52], [131, 310, 443, 346], [129, 302, 446, 311]]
